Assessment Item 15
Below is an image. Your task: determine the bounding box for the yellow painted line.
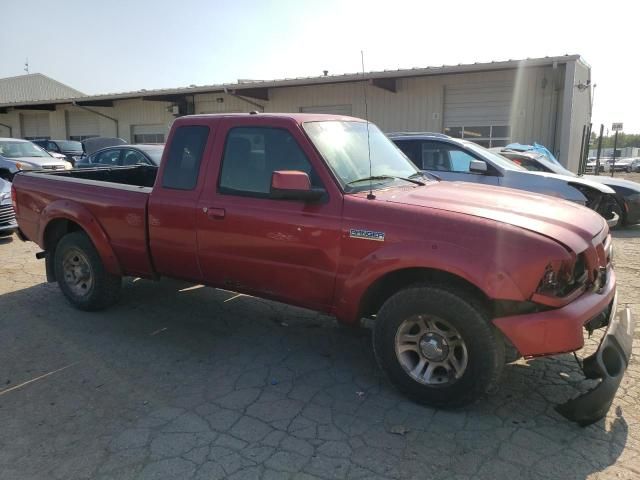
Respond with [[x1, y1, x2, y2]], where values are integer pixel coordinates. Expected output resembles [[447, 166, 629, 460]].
[[0, 363, 78, 397], [224, 293, 246, 303], [179, 284, 204, 292]]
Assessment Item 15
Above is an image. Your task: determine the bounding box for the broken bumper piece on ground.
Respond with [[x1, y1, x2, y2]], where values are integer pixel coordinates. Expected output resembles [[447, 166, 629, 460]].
[[556, 303, 634, 426]]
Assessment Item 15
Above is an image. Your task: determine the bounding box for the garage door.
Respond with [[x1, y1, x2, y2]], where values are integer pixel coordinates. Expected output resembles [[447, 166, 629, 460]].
[[67, 111, 99, 141], [443, 82, 513, 147], [131, 124, 166, 144], [299, 104, 352, 116], [21, 113, 50, 140]]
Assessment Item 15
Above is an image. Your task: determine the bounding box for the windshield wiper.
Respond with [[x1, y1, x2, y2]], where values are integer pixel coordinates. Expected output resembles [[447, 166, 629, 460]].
[[346, 175, 425, 187], [411, 170, 441, 182]]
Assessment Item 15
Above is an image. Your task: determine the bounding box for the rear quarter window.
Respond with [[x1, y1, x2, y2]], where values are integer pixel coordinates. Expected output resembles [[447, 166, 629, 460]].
[[161, 125, 209, 190]]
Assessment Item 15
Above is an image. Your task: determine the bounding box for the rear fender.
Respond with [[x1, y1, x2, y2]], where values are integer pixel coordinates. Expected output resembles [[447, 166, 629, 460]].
[[38, 199, 122, 276], [334, 240, 524, 324]]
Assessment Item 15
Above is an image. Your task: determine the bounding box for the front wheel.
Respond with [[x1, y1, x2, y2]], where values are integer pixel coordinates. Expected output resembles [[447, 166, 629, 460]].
[[373, 285, 504, 408], [54, 231, 121, 311]]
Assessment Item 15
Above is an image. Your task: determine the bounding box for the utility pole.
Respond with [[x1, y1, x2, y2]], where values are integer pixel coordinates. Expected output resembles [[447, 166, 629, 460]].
[[595, 124, 604, 176], [611, 122, 623, 177]]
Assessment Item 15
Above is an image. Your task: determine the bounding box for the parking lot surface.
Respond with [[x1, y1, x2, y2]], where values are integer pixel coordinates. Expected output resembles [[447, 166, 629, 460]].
[[1, 210, 640, 479]]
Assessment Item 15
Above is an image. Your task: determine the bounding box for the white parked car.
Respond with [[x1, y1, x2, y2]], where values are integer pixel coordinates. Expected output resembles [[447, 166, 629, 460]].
[[0, 138, 72, 181], [389, 133, 619, 225]]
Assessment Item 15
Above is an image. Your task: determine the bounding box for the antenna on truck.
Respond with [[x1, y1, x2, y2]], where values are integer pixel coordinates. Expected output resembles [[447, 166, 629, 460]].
[[361, 50, 375, 200]]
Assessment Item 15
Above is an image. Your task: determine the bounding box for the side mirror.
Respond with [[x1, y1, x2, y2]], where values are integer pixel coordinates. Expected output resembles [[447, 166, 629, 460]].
[[270, 170, 325, 201], [469, 159, 488, 174]]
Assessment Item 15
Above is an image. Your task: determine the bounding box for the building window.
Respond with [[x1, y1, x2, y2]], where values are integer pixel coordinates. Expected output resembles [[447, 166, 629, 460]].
[[69, 135, 98, 141], [133, 133, 165, 144], [443, 125, 510, 148]]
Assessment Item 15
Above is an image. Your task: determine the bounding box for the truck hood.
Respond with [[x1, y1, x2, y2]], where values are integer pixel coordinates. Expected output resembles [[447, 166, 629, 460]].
[[373, 182, 605, 253]]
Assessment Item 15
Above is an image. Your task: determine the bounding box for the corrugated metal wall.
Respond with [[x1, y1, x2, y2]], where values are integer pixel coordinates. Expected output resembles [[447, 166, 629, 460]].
[[20, 112, 50, 139], [0, 63, 581, 166], [66, 110, 100, 138], [444, 81, 513, 126]]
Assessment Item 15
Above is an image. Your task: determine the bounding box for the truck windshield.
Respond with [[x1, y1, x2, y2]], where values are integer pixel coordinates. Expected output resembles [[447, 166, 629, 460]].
[[0, 141, 51, 158], [303, 121, 421, 192]]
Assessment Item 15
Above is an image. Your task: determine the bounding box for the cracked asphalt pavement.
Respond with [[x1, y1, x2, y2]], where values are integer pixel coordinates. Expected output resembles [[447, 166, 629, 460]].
[[1, 224, 639, 479]]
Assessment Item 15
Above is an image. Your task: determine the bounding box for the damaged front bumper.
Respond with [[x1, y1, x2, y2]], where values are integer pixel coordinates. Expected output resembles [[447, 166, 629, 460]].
[[556, 297, 634, 426]]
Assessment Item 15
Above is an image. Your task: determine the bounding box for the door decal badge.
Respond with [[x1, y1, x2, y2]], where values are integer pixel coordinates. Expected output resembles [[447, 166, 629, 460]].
[[349, 229, 385, 242]]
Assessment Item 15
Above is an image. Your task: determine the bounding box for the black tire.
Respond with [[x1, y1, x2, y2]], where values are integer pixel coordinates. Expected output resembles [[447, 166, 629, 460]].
[[54, 231, 121, 311], [373, 285, 504, 408]]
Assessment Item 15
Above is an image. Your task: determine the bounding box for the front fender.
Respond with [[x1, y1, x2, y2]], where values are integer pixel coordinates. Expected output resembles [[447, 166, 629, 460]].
[[334, 240, 525, 324], [38, 199, 122, 276]]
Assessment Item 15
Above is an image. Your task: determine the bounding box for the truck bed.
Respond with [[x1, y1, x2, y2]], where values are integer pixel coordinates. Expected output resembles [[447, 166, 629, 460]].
[[39, 164, 158, 187], [13, 165, 157, 277]]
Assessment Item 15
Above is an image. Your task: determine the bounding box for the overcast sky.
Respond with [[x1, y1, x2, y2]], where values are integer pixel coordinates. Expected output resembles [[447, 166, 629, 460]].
[[1, 0, 637, 133]]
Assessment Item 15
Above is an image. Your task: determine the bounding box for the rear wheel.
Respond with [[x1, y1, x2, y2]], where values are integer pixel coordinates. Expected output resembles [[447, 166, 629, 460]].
[[54, 231, 121, 311], [373, 285, 504, 408]]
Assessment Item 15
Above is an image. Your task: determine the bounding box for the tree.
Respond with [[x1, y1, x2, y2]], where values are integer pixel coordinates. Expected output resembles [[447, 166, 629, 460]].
[[590, 132, 640, 149]]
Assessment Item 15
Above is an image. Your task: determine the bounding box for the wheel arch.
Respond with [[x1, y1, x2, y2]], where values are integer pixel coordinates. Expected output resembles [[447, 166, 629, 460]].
[[39, 201, 122, 278], [357, 267, 491, 322]]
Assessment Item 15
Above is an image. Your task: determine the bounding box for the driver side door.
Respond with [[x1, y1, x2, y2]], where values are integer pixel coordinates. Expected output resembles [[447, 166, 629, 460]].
[[196, 122, 343, 311]]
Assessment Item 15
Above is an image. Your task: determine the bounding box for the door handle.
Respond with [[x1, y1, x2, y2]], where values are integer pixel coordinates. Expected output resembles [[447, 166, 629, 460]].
[[204, 207, 225, 219]]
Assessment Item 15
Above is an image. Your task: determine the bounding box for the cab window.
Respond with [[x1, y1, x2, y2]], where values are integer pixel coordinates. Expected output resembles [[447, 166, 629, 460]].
[[219, 127, 321, 197], [161, 125, 209, 190]]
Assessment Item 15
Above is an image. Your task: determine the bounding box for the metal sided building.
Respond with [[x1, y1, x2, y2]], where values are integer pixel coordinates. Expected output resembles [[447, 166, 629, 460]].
[[0, 55, 591, 170]]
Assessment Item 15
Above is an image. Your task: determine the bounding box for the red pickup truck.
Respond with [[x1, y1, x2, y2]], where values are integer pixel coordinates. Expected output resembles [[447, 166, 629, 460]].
[[12, 113, 633, 425]]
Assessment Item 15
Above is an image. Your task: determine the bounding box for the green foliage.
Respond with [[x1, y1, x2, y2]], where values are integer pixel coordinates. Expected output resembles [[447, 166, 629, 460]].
[[590, 132, 640, 149]]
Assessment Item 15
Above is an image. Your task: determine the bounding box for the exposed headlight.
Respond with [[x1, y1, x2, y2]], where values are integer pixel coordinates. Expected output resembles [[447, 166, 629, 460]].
[[64, 161, 73, 170], [536, 256, 586, 297]]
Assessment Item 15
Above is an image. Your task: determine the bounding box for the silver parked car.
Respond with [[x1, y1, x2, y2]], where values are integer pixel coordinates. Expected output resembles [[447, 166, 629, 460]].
[[389, 133, 619, 225], [0, 177, 17, 237], [609, 157, 640, 173], [0, 138, 72, 181]]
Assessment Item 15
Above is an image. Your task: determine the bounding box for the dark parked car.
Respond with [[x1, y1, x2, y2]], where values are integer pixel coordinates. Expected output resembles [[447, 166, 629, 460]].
[[33, 139, 84, 165], [0, 177, 17, 237], [76, 144, 163, 168], [496, 147, 640, 227], [81, 137, 127, 156]]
